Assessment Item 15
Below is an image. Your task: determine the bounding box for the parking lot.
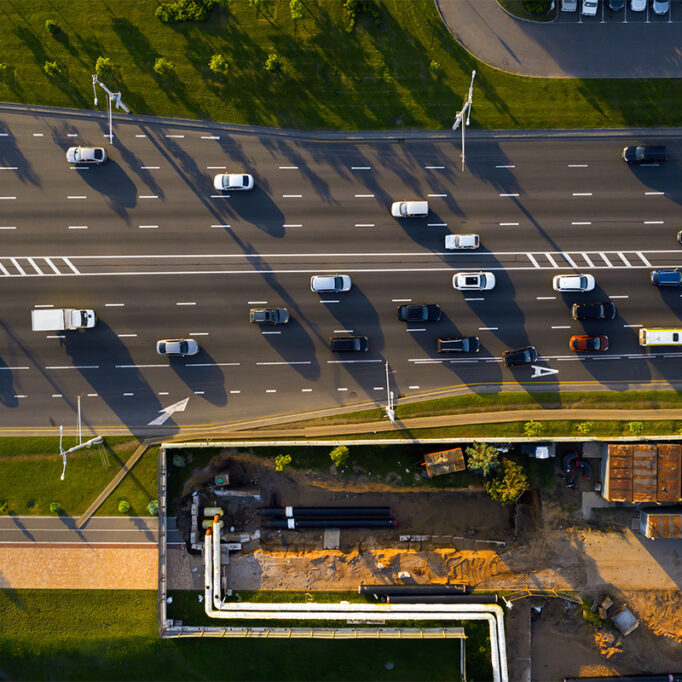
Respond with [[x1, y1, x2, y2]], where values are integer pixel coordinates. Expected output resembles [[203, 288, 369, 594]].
[[558, 0, 677, 23]]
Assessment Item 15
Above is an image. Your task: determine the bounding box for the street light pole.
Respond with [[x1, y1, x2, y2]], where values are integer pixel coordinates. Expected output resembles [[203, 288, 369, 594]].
[[91, 74, 130, 144], [385, 361, 395, 424], [452, 70, 476, 172]]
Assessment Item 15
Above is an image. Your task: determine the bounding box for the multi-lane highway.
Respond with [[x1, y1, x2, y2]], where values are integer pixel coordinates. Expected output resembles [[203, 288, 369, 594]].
[[0, 105, 681, 432]]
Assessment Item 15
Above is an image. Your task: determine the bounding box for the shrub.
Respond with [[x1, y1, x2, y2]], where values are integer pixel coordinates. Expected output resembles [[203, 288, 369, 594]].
[[264, 53, 282, 73], [45, 19, 59, 34], [465, 442, 500, 478], [172, 453, 186, 467], [156, 0, 217, 23], [329, 445, 350, 468], [147, 499, 159, 516], [523, 0, 552, 14], [627, 421, 645, 436], [290, 0, 305, 20], [576, 421, 593, 435], [49, 501, 62, 514], [209, 53, 229, 76], [118, 499, 131, 513], [485, 458, 529, 505], [95, 56, 115, 79], [523, 420, 545, 437], [153, 57, 176, 78], [43, 61, 62, 78], [344, 0, 381, 32], [429, 59, 441, 76], [275, 454, 291, 471]]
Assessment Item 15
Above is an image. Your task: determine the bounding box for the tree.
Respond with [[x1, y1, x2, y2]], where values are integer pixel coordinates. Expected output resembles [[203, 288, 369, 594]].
[[329, 445, 350, 468], [523, 420, 545, 437], [576, 421, 593, 435], [209, 53, 229, 76], [95, 56, 115, 79], [290, 0, 305, 20], [627, 421, 645, 436], [43, 61, 62, 78], [118, 499, 131, 513], [153, 57, 176, 78], [45, 19, 60, 34], [485, 458, 529, 505], [275, 454, 291, 471], [147, 499, 159, 515], [264, 53, 282, 73], [49, 501, 62, 514], [465, 442, 499, 478], [429, 59, 441, 77]]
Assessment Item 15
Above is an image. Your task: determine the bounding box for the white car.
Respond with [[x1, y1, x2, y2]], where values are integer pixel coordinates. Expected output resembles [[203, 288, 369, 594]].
[[582, 0, 598, 14], [66, 146, 107, 164], [445, 234, 479, 250], [561, 0, 578, 9], [310, 274, 352, 293], [552, 274, 595, 292], [213, 173, 254, 191], [156, 339, 199, 356], [652, 0, 669, 14], [390, 201, 429, 218], [452, 272, 495, 291], [630, 0, 646, 9]]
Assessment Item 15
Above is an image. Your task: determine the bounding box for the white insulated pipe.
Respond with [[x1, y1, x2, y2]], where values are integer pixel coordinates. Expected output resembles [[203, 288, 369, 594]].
[[212, 516, 223, 610]]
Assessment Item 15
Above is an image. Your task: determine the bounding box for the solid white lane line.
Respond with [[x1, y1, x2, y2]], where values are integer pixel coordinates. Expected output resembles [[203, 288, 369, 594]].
[[499, 193, 519, 197], [139, 195, 158, 199], [572, 192, 592, 196], [618, 253, 631, 267], [176, 301, 196, 306], [117, 333, 137, 338], [645, 191, 665, 196], [139, 225, 158, 229], [479, 327, 499, 331], [551, 325, 571, 329], [537, 296, 556, 300], [499, 222, 519, 226], [140, 166, 160, 170], [354, 194, 374, 198], [256, 361, 311, 365], [211, 224, 230, 228], [610, 295, 629, 299], [392, 299, 412, 302], [68, 225, 88, 230], [428, 193, 447, 197], [66, 195, 86, 199], [105, 303, 125, 307], [568, 164, 588, 167], [571, 221, 592, 225], [279, 166, 298, 170], [644, 220, 664, 224]]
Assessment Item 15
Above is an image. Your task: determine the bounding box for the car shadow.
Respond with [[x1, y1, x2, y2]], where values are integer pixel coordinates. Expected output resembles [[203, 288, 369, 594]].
[[256, 316, 320, 381], [0, 356, 18, 408], [0, 119, 40, 187], [171, 347, 227, 407], [217, 185, 286, 238]]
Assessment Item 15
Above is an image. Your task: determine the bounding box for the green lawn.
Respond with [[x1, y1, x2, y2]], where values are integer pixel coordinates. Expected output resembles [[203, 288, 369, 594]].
[[0, 437, 158, 516], [0, 0, 680, 130], [0, 589, 489, 681]]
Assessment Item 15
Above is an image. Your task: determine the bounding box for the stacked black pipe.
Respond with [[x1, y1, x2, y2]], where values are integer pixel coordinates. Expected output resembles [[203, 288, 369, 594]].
[[260, 506, 395, 530], [358, 583, 490, 603]]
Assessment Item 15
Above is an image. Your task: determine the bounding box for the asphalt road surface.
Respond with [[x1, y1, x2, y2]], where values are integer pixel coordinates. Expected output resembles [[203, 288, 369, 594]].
[[0, 106, 681, 433]]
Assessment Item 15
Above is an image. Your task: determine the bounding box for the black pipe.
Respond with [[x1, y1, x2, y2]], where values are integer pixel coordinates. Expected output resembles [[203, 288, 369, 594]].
[[387, 594, 498, 604], [359, 584, 470, 596], [266, 518, 396, 529], [261, 506, 392, 518]]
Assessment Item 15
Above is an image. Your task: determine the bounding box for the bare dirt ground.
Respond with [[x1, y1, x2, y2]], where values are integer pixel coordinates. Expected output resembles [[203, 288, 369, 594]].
[[169, 449, 682, 681]]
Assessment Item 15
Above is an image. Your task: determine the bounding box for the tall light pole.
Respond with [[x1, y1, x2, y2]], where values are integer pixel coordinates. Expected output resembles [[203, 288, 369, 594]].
[[92, 74, 130, 144], [385, 361, 395, 424], [452, 70, 476, 172], [58, 397, 103, 481]]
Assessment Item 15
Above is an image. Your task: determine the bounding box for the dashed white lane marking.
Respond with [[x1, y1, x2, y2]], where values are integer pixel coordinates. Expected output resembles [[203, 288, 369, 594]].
[[194, 390, 205, 395], [266, 389, 277, 393], [257, 361, 311, 366], [552, 325, 571, 329], [116, 364, 166, 369], [186, 362, 240, 367], [624, 324, 643, 328], [123, 392, 134, 396], [428, 193, 447, 197], [262, 331, 281, 335], [283, 224, 304, 229], [46, 335, 64, 339], [135, 134, 146, 138], [409, 385, 420, 389], [568, 164, 588, 168], [0, 366, 28, 370], [33, 133, 43, 137], [14, 394, 26, 398], [337, 387, 348, 392], [392, 298, 412, 302], [230, 390, 241, 394], [189, 332, 209, 336], [165, 134, 184, 138], [464, 297, 484, 301], [248, 300, 268, 304], [52, 394, 63, 398], [0, 166, 17, 170], [645, 191, 665, 196], [301, 388, 312, 392], [0, 196, 16, 200], [211, 224, 230, 228], [176, 301, 196, 306], [139, 195, 159, 199], [141, 166, 160, 170], [34, 304, 54, 308], [407, 328, 426, 332], [428, 223, 447, 227], [537, 296, 556, 300], [87, 393, 97, 397], [66, 195, 86, 199], [495, 165, 515, 168], [373, 386, 383, 390], [354, 194, 374, 198], [334, 329, 354, 333], [0, 133, 8, 137], [139, 225, 158, 229], [610, 295, 629, 299], [355, 223, 374, 228], [321, 300, 340, 304], [67, 133, 78, 137], [158, 392, 169, 396], [499, 222, 519, 226], [479, 327, 499, 331], [351, 166, 371, 170], [571, 221, 591, 225], [207, 166, 226, 169], [117, 333, 137, 338], [644, 220, 664, 224], [279, 166, 298, 170], [327, 359, 383, 364], [499, 193, 519, 197], [282, 194, 302, 198], [572, 192, 592, 197], [46, 365, 99, 369], [0, 226, 16, 230], [105, 303, 125, 307], [425, 166, 445, 170], [68, 225, 88, 230], [201, 135, 220, 140]]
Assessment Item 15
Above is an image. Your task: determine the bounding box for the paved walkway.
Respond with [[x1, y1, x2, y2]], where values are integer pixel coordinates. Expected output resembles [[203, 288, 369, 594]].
[[436, 0, 682, 77]]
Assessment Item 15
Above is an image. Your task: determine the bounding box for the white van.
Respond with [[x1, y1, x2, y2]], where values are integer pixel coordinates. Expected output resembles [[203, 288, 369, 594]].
[[639, 328, 682, 346], [391, 200, 429, 218]]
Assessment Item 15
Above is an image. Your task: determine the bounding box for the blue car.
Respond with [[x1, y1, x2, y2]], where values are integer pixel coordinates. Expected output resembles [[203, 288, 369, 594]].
[[651, 268, 682, 286]]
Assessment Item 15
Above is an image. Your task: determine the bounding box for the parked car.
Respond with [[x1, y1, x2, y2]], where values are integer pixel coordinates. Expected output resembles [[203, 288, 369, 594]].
[[437, 337, 480, 353], [651, 268, 682, 286], [570, 335, 609, 352], [452, 272, 496, 291], [553, 274, 595, 292], [561, 0, 578, 10], [622, 145, 666, 163], [397, 304, 441, 322], [652, 0, 670, 14], [445, 234, 479, 250], [630, 0, 646, 9], [582, 0, 599, 15], [213, 173, 254, 191], [249, 307, 289, 324], [329, 335, 368, 352], [390, 201, 428, 218], [503, 346, 538, 367], [156, 339, 199, 356], [310, 274, 352, 293], [66, 146, 107, 164], [571, 301, 617, 320]]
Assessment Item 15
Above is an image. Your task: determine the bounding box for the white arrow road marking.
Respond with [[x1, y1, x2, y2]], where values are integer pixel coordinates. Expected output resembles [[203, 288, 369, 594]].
[[531, 365, 559, 379], [148, 397, 189, 426]]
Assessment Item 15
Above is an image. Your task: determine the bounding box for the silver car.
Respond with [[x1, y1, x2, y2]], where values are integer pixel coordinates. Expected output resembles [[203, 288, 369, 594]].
[[652, 0, 669, 14], [310, 274, 352, 293], [156, 339, 199, 356], [66, 146, 107, 164], [213, 173, 254, 191], [561, 0, 578, 9]]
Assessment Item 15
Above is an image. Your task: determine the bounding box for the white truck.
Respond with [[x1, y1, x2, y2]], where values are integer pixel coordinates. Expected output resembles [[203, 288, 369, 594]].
[[31, 308, 96, 332]]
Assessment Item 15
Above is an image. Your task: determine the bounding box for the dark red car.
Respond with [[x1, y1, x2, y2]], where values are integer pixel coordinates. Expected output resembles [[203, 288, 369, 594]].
[[569, 335, 609, 352]]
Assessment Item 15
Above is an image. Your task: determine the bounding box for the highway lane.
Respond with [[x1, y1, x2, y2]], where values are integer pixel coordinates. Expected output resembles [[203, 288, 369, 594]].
[[1, 107, 682, 429]]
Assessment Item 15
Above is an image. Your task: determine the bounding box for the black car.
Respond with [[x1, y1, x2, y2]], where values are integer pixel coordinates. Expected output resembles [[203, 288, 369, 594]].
[[571, 301, 617, 321], [607, 0, 624, 9], [329, 335, 368, 352], [397, 304, 441, 322], [437, 336, 480, 353], [502, 346, 538, 367], [622, 145, 666, 164], [651, 268, 682, 286]]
